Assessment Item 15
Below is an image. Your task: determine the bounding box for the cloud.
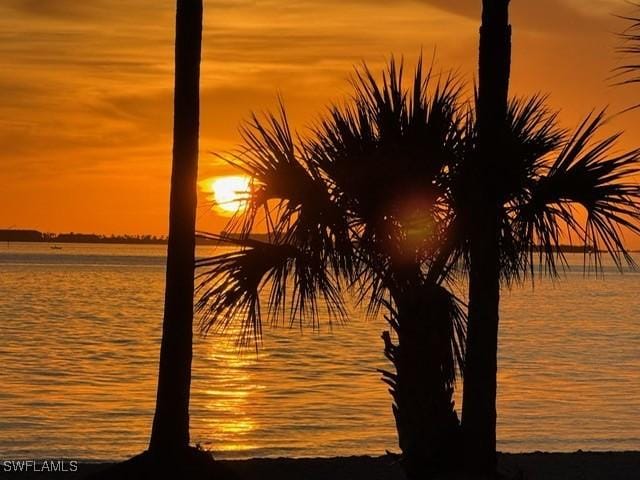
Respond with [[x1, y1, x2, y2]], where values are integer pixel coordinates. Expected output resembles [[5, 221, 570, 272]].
[[3, 0, 114, 19], [420, 0, 612, 33]]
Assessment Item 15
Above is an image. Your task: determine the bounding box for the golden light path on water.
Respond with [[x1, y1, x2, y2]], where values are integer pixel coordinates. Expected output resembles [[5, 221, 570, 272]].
[[0, 243, 639, 460]]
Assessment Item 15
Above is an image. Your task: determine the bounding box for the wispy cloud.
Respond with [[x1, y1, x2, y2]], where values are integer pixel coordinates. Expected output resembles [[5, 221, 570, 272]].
[[0, 0, 638, 237]]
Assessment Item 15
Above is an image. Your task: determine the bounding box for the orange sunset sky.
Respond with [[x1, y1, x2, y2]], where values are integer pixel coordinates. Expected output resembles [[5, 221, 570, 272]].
[[1, 0, 639, 247]]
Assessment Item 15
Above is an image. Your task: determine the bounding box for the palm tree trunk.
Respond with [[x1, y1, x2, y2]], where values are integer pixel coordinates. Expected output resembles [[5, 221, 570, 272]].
[[461, 0, 511, 475], [381, 286, 461, 479], [149, 0, 203, 453]]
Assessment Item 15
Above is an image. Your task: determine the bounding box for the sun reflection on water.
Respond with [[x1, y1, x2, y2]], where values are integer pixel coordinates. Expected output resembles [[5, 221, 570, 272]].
[[192, 340, 262, 455]]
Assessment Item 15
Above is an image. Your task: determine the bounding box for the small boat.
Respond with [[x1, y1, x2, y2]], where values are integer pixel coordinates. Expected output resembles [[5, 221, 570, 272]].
[[50, 245, 63, 250]]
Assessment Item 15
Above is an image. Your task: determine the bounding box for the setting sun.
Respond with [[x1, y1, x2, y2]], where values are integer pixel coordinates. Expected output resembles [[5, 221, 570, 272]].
[[207, 175, 251, 215]]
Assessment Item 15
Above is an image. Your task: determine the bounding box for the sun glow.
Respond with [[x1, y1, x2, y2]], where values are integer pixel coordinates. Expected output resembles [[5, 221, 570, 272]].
[[207, 175, 251, 216]]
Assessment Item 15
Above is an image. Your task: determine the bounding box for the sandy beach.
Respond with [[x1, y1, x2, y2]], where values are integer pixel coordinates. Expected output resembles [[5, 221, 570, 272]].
[[2, 452, 638, 479]]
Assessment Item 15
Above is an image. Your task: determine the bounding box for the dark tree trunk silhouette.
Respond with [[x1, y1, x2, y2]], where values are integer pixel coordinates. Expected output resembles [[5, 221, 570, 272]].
[[381, 285, 461, 480], [461, 0, 511, 475], [149, 0, 203, 453]]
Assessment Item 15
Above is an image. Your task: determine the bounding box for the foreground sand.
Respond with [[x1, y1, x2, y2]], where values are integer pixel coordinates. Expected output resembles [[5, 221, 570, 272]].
[[3, 452, 639, 479]]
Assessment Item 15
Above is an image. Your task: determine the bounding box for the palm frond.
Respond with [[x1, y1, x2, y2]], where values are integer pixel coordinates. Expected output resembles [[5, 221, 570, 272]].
[[503, 95, 564, 185], [224, 103, 318, 236], [455, 95, 565, 282], [431, 284, 467, 386], [221, 103, 356, 277], [309, 58, 465, 273], [195, 234, 346, 349], [514, 111, 640, 275], [613, 8, 640, 92]]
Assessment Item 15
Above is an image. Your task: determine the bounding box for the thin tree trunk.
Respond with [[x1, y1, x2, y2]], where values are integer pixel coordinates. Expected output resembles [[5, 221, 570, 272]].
[[461, 0, 511, 475], [149, 0, 203, 453]]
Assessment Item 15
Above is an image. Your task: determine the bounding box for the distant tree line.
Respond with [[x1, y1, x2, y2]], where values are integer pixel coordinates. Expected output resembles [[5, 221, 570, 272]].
[[0, 229, 166, 244], [0, 229, 272, 246]]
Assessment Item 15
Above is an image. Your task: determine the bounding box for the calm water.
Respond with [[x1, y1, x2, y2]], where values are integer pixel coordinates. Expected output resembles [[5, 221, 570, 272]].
[[0, 243, 638, 461]]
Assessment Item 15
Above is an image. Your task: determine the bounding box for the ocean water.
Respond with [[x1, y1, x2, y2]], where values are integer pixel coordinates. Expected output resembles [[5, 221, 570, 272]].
[[0, 242, 638, 461]]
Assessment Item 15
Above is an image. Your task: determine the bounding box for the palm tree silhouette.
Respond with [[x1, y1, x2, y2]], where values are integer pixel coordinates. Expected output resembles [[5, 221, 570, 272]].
[[196, 54, 640, 479], [93, 2, 221, 478], [462, 103, 640, 477], [196, 59, 468, 479], [462, 3, 640, 477], [461, 0, 512, 474], [150, 0, 202, 455]]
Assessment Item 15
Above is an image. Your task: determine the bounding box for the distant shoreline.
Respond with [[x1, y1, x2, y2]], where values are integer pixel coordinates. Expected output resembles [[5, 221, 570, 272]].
[[0, 229, 269, 246], [4, 452, 640, 480], [2, 229, 637, 253]]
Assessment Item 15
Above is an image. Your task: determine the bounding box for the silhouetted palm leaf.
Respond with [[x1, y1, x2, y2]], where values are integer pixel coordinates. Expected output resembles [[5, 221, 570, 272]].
[[196, 233, 346, 347], [308, 58, 466, 312], [499, 96, 565, 281], [227, 105, 356, 279], [614, 8, 640, 94], [512, 111, 640, 275], [451, 95, 566, 282]]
